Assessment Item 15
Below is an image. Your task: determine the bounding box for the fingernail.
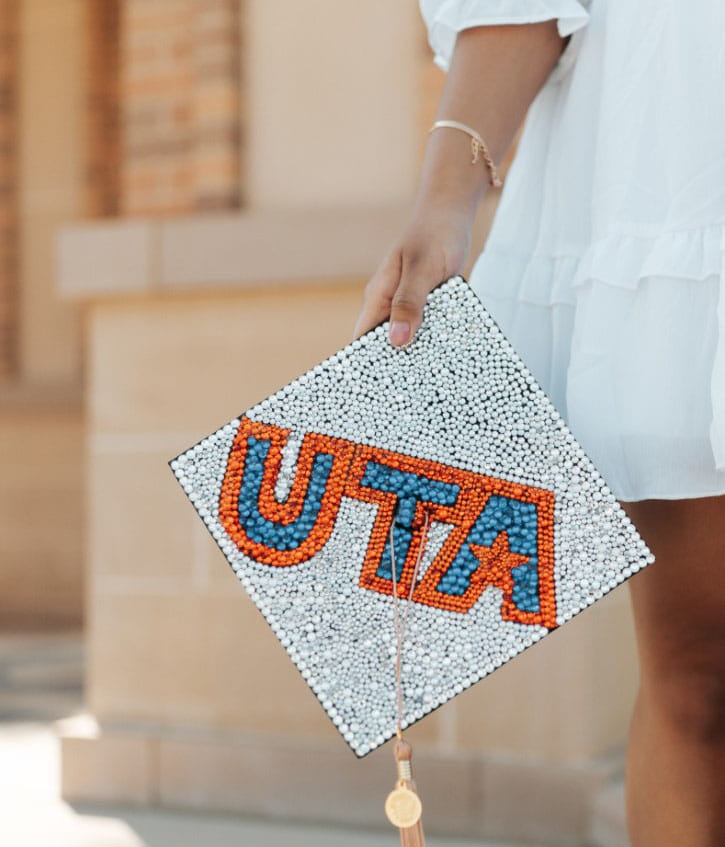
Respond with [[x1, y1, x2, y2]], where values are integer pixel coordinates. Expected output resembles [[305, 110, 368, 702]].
[[389, 320, 410, 346]]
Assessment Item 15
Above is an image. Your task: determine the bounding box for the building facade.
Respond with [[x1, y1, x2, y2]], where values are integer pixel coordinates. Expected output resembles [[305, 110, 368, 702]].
[[1, 2, 638, 843]]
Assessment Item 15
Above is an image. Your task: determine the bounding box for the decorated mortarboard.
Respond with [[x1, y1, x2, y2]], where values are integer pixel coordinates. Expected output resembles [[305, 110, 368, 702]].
[[169, 274, 654, 844]]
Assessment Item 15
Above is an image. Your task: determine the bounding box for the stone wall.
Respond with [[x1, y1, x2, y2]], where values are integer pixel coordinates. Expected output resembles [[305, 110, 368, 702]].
[[49, 2, 641, 842], [0, 0, 86, 630]]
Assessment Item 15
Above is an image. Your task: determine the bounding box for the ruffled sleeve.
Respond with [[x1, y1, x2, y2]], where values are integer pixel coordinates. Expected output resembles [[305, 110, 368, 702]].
[[419, 0, 592, 82]]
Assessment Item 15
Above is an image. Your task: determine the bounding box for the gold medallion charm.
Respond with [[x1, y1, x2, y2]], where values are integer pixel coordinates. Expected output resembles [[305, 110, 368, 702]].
[[385, 781, 423, 829]]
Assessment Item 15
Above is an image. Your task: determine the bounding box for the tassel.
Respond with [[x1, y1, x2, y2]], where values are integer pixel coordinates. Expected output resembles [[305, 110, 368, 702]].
[[385, 736, 426, 847]]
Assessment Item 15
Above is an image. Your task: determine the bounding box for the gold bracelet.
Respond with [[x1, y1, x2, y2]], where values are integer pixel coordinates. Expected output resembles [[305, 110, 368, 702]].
[[428, 120, 503, 188]]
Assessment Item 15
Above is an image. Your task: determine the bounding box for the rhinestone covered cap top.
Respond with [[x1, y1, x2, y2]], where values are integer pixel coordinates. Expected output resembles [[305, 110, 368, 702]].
[[169, 275, 654, 757]]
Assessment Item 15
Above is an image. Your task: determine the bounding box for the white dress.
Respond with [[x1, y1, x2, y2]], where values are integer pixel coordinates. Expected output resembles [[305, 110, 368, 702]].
[[419, 0, 725, 502]]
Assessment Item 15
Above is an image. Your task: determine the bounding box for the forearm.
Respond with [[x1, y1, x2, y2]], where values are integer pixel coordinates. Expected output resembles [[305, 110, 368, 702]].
[[415, 21, 567, 218], [352, 20, 569, 344]]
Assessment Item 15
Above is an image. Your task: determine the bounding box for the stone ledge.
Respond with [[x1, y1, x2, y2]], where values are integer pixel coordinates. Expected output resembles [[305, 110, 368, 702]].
[[59, 721, 624, 846], [0, 379, 83, 413], [57, 219, 155, 298], [56, 206, 410, 299]]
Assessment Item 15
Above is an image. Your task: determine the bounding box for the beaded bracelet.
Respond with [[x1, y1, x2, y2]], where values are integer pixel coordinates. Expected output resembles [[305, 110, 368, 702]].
[[428, 119, 503, 188]]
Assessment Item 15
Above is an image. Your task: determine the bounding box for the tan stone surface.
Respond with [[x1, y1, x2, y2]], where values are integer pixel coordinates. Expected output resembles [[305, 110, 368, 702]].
[[476, 754, 608, 846], [87, 590, 336, 736], [159, 206, 409, 288], [455, 589, 638, 761], [61, 733, 155, 806], [155, 730, 601, 839], [111, 728, 608, 841], [18, 0, 85, 383], [87, 587, 443, 746], [407, 747, 480, 838], [89, 447, 198, 584], [157, 730, 463, 825], [246, 0, 419, 209], [0, 409, 83, 628], [57, 220, 156, 298], [87, 285, 365, 435], [57, 205, 410, 298], [158, 733, 391, 821]]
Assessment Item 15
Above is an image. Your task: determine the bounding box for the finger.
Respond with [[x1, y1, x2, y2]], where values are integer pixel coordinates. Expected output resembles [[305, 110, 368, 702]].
[[350, 252, 401, 342], [388, 251, 434, 347]]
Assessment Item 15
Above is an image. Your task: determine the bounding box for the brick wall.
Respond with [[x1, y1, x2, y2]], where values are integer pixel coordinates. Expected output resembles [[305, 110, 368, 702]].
[[0, 0, 17, 378], [87, 0, 121, 217], [120, 0, 242, 215]]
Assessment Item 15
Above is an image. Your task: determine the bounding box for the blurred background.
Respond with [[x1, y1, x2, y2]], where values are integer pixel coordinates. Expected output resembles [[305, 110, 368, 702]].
[[0, 1, 636, 845]]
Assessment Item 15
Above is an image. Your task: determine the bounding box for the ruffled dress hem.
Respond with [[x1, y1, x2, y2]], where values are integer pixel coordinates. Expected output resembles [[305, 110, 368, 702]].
[[470, 222, 725, 502]]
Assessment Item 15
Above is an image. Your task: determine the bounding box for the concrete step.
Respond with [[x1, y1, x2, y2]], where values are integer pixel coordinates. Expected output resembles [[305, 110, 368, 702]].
[[0, 632, 84, 722], [0, 720, 547, 847], [0, 633, 625, 847], [588, 778, 629, 847]]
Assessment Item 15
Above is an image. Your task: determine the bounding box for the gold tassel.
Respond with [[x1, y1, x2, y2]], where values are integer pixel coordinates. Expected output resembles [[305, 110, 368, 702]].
[[385, 736, 426, 847]]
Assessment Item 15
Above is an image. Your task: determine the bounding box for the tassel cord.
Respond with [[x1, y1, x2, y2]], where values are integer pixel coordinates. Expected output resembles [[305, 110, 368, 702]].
[[389, 509, 432, 739], [385, 510, 432, 847]]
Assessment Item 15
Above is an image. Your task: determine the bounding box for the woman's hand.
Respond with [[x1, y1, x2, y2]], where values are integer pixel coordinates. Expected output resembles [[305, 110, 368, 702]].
[[349, 18, 568, 348], [351, 202, 475, 346]]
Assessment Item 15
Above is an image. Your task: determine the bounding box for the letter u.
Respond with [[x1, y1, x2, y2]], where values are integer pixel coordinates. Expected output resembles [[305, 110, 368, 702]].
[[219, 417, 356, 567]]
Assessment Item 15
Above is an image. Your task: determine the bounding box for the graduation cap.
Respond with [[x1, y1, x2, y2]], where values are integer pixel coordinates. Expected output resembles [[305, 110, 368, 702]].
[[169, 274, 654, 844]]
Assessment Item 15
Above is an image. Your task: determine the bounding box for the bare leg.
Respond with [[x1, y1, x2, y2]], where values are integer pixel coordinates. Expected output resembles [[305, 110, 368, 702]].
[[620, 495, 725, 846]]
